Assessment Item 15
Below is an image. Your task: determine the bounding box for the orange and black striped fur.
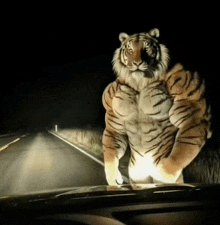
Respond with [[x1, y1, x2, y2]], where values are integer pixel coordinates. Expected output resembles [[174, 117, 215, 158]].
[[102, 28, 212, 185]]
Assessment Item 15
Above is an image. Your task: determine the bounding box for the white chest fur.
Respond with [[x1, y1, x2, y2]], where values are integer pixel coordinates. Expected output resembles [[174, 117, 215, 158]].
[[112, 81, 176, 154], [112, 81, 172, 121]]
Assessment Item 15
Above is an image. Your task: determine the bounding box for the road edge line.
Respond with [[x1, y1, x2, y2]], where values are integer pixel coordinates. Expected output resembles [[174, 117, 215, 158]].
[[48, 130, 104, 166], [0, 138, 20, 151], [48, 130, 129, 184]]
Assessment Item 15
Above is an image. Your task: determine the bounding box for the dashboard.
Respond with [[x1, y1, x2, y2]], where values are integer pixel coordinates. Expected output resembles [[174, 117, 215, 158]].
[[1, 184, 220, 225]]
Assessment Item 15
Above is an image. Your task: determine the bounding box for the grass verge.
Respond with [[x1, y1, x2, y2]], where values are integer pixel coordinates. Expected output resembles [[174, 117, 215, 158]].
[[51, 127, 104, 159]]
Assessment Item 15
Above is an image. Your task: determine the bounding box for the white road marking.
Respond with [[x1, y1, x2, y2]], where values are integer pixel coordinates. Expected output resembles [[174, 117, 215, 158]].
[[0, 138, 20, 151], [48, 131, 129, 184], [48, 131, 104, 166], [0, 133, 29, 152]]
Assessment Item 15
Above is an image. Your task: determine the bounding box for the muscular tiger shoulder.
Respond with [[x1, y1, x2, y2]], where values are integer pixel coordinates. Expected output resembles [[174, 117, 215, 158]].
[[102, 28, 212, 185]]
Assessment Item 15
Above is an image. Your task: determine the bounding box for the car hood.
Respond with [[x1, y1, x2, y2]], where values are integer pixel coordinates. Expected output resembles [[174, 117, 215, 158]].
[[0, 183, 220, 212]]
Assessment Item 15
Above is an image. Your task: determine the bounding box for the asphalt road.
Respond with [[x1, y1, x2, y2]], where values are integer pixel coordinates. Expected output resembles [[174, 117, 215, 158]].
[[0, 131, 107, 197]]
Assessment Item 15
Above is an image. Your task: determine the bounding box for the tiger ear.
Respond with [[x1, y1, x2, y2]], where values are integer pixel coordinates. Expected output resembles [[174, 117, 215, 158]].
[[149, 28, 160, 38], [119, 33, 129, 42]]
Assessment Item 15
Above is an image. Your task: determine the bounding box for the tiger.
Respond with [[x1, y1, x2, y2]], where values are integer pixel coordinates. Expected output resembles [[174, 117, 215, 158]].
[[102, 28, 212, 185]]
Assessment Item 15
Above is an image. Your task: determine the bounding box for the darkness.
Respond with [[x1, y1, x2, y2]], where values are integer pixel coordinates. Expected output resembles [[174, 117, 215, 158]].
[[2, 12, 220, 134]]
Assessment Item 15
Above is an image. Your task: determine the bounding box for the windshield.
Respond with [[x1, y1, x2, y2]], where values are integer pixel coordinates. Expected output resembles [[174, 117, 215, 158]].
[[1, 24, 219, 198]]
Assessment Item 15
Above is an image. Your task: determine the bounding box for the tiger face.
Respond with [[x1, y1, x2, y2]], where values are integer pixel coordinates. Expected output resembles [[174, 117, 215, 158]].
[[113, 28, 169, 81]]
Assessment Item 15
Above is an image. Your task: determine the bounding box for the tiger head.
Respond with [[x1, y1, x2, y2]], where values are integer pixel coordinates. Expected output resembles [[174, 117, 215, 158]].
[[112, 28, 169, 84]]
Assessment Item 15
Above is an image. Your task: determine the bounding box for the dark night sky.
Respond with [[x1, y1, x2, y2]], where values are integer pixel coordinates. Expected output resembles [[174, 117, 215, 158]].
[[2, 10, 220, 133]]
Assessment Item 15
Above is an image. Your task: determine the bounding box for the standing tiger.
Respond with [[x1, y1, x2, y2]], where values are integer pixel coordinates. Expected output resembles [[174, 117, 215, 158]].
[[102, 28, 212, 185]]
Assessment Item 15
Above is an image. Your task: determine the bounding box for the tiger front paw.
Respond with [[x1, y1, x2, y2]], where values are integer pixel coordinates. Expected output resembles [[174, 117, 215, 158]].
[[154, 158, 182, 183], [106, 170, 123, 186]]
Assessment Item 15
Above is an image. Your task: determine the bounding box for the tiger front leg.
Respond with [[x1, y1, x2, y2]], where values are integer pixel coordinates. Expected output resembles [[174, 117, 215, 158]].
[[102, 129, 128, 186], [154, 120, 210, 183]]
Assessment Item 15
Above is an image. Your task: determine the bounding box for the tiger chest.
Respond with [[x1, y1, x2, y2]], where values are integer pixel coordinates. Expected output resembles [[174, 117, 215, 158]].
[[112, 83, 173, 123]]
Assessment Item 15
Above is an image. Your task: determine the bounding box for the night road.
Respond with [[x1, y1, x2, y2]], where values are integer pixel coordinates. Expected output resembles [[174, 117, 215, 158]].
[[0, 131, 107, 197]]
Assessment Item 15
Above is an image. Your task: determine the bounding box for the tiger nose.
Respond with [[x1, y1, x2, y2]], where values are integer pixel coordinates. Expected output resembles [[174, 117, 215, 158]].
[[133, 61, 143, 66]]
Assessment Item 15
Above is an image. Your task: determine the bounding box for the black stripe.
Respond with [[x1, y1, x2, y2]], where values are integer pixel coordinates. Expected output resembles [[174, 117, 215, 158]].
[[115, 138, 127, 148], [127, 130, 136, 135], [176, 106, 192, 115], [191, 108, 201, 116], [104, 94, 111, 108], [160, 130, 173, 139], [174, 114, 191, 127], [185, 72, 194, 89], [147, 110, 161, 116], [160, 143, 174, 155], [142, 94, 149, 99], [159, 136, 174, 150], [187, 79, 203, 97], [104, 129, 113, 136], [119, 86, 135, 96], [114, 95, 124, 101], [150, 80, 163, 86], [176, 140, 201, 146], [155, 41, 161, 61], [153, 86, 165, 92], [154, 155, 163, 164], [174, 119, 185, 127], [154, 144, 173, 164], [108, 117, 123, 126], [151, 92, 164, 97], [181, 135, 203, 139], [114, 109, 127, 117], [105, 138, 126, 150], [144, 142, 160, 154], [166, 73, 174, 83], [106, 120, 121, 130], [104, 134, 126, 148], [180, 123, 201, 135], [167, 68, 185, 82], [144, 133, 160, 143], [174, 104, 189, 111], [143, 128, 157, 135], [112, 82, 118, 93], [130, 154, 136, 166], [163, 131, 176, 141], [158, 117, 170, 123], [104, 133, 113, 138], [153, 96, 169, 107], [102, 143, 116, 150], [170, 91, 184, 96], [131, 147, 144, 157], [166, 68, 184, 83], [169, 112, 174, 117], [182, 71, 189, 87], [170, 77, 182, 90], [107, 87, 113, 99], [160, 124, 174, 133], [153, 143, 173, 163], [107, 110, 119, 119]]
